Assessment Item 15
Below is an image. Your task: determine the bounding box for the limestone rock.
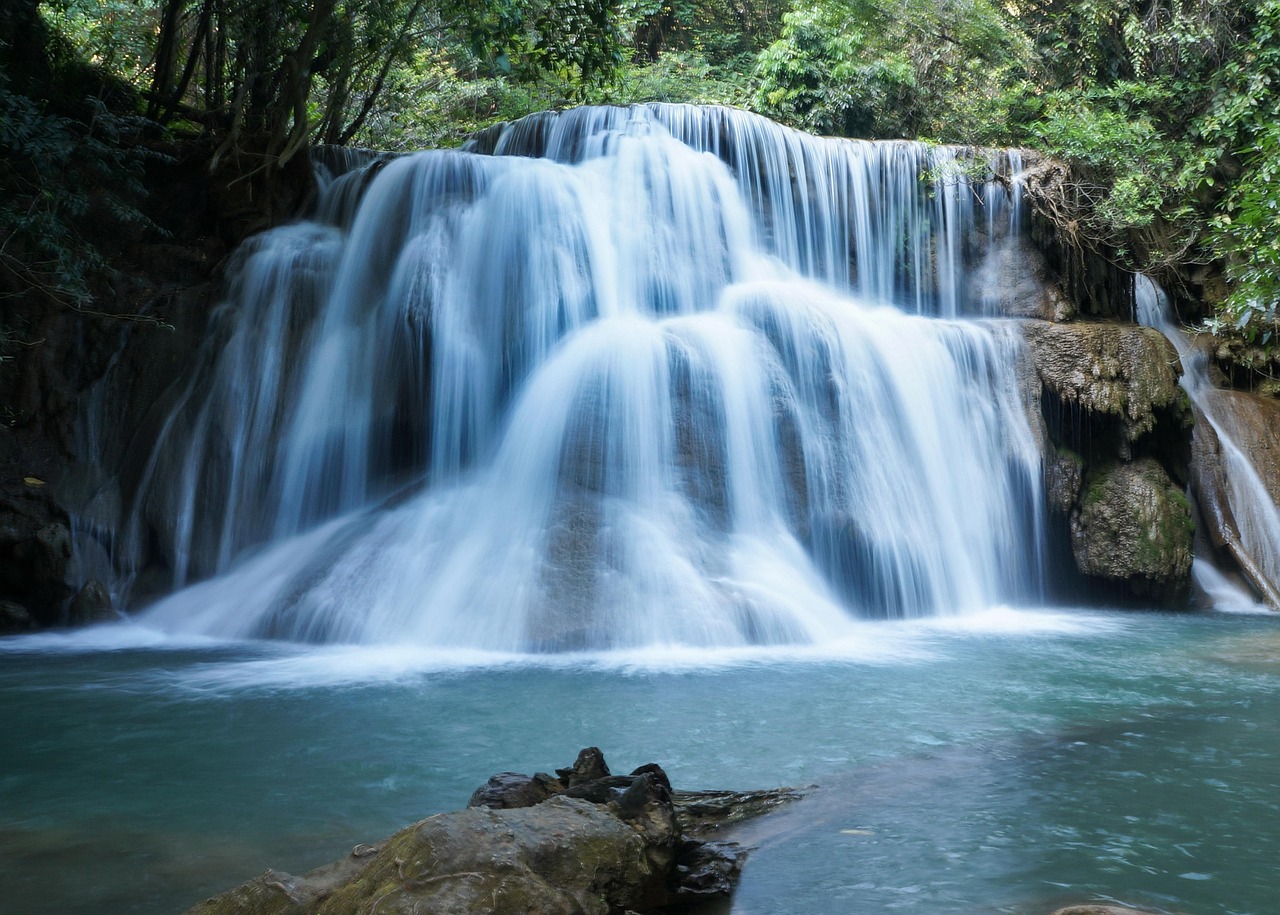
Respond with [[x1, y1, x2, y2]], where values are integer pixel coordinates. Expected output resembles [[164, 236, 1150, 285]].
[[1195, 389, 1280, 506], [188, 797, 664, 915], [968, 237, 1075, 321], [1071, 458, 1193, 592], [1016, 320, 1195, 601], [1045, 448, 1084, 514], [186, 749, 797, 915], [1019, 320, 1184, 445]]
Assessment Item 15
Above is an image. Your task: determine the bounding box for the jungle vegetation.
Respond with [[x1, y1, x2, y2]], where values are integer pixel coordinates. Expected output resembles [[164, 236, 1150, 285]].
[[1, 0, 1278, 340]]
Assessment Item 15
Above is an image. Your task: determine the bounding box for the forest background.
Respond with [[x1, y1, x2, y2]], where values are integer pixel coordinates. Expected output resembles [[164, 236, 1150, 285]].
[[2, 0, 1279, 347]]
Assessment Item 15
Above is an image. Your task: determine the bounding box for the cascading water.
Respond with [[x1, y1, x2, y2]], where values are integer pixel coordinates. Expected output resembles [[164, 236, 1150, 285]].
[[118, 103, 1046, 650], [1136, 275, 1280, 609]]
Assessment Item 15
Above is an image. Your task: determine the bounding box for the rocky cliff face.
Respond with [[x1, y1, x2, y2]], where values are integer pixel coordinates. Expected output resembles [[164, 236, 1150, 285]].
[[0, 151, 226, 632], [1017, 319, 1195, 603]]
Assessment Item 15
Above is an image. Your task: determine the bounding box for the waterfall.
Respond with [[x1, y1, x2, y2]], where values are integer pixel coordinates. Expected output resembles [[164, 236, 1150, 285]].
[[1136, 276, 1280, 609], [124, 104, 1045, 649]]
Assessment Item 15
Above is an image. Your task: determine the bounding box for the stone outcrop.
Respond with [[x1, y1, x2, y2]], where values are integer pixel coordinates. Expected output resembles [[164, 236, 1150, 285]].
[[185, 749, 800, 915], [1020, 320, 1185, 450], [1018, 319, 1195, 602]]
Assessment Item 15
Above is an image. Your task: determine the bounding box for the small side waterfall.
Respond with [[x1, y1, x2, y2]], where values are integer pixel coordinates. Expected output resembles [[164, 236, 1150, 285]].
[[1136, 276, 1280, 609], [119, 104, 1045, 650]]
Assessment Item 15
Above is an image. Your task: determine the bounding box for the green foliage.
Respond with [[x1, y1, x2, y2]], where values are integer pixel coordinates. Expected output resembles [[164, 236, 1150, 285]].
[[1017, 1, 1280, 338], [750, 0, 1028, 141], [42, 0, 155, 87], [0, 68, 166, 305], [13, 0, 1280, 347], [752, 2, 914, 137], [1199, 1, 1280, 337]]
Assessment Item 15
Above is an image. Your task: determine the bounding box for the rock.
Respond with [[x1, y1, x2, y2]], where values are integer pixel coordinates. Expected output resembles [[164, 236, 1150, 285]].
[[1022, 160, 1137, 321], [1049, 907, 1163, 915], [0, 515, 74, 623], [1020, 320, 1184, 450], [968, 236, 1076, 321], [669, 839, 745, 902], [188, 797, 666, 915], [1016, 319, 1196, 602], [670, 787, 806, 839], [467, 771, 560, 809], [556, 745, 611, 785], [0, 600, 36, 633], [188, 749, 800, 915], [1045, 448, 1084, 514], [1071, 458, 1193, 596], [1195, 389, 1280, 505], [1189, 392, 1280, 608], [69, 579, 115, 625]]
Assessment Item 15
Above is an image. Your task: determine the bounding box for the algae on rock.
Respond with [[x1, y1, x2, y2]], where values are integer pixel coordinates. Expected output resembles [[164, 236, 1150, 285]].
[[1070, 458, 1193, 596]]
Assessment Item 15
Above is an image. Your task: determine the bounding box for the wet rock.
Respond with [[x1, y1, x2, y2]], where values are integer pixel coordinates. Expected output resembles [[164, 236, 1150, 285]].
[[970, 237, 1075, 321], [1071, 458, 1193, 596], [1020, 320, 1184, 448], [467, 771, 561, 809], [188, 749, 800, 915], [557, 745, 611, 785], [0, 515, 74, 623], [1016, 319, 1195, 602], [68, 580, 115, 626], [1049, 907, 1162, 915], [670, 787, 807, 839], [669, 839, 745, 902], [0, 600, 36, 633], [1194, 389, 1280, 505], [1045, 448, 1084, 514]]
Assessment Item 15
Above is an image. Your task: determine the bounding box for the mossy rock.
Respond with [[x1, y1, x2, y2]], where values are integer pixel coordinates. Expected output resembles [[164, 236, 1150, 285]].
[[1070, 458, 1193, 593], [186, 797, 666, 915], [1020, 320, 1183, 442]]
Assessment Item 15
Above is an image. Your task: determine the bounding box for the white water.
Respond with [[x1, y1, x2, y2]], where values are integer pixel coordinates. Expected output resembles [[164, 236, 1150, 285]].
[[116, 104, 1045, 649], [1136, 275, 1280, 608]]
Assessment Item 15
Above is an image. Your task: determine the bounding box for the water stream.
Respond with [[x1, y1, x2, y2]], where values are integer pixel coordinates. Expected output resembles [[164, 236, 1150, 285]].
[[111, 104, 1044, 648], [1136, 276, 1280, 610]]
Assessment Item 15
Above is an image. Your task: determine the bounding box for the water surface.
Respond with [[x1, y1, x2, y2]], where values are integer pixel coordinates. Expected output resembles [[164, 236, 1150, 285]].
[[3, 607, 1278, 913]]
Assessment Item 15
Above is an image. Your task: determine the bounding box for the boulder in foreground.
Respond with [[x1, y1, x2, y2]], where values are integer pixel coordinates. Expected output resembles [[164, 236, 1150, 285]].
[[186, 748, 800, 915]]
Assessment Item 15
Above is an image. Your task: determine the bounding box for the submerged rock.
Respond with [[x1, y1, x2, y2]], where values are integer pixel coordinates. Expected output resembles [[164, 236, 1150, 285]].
[[186, 748, 799, 915]]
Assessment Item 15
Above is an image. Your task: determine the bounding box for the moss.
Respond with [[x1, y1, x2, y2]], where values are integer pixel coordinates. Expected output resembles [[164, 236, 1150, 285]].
[[1071, 458, 1193, 589]]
